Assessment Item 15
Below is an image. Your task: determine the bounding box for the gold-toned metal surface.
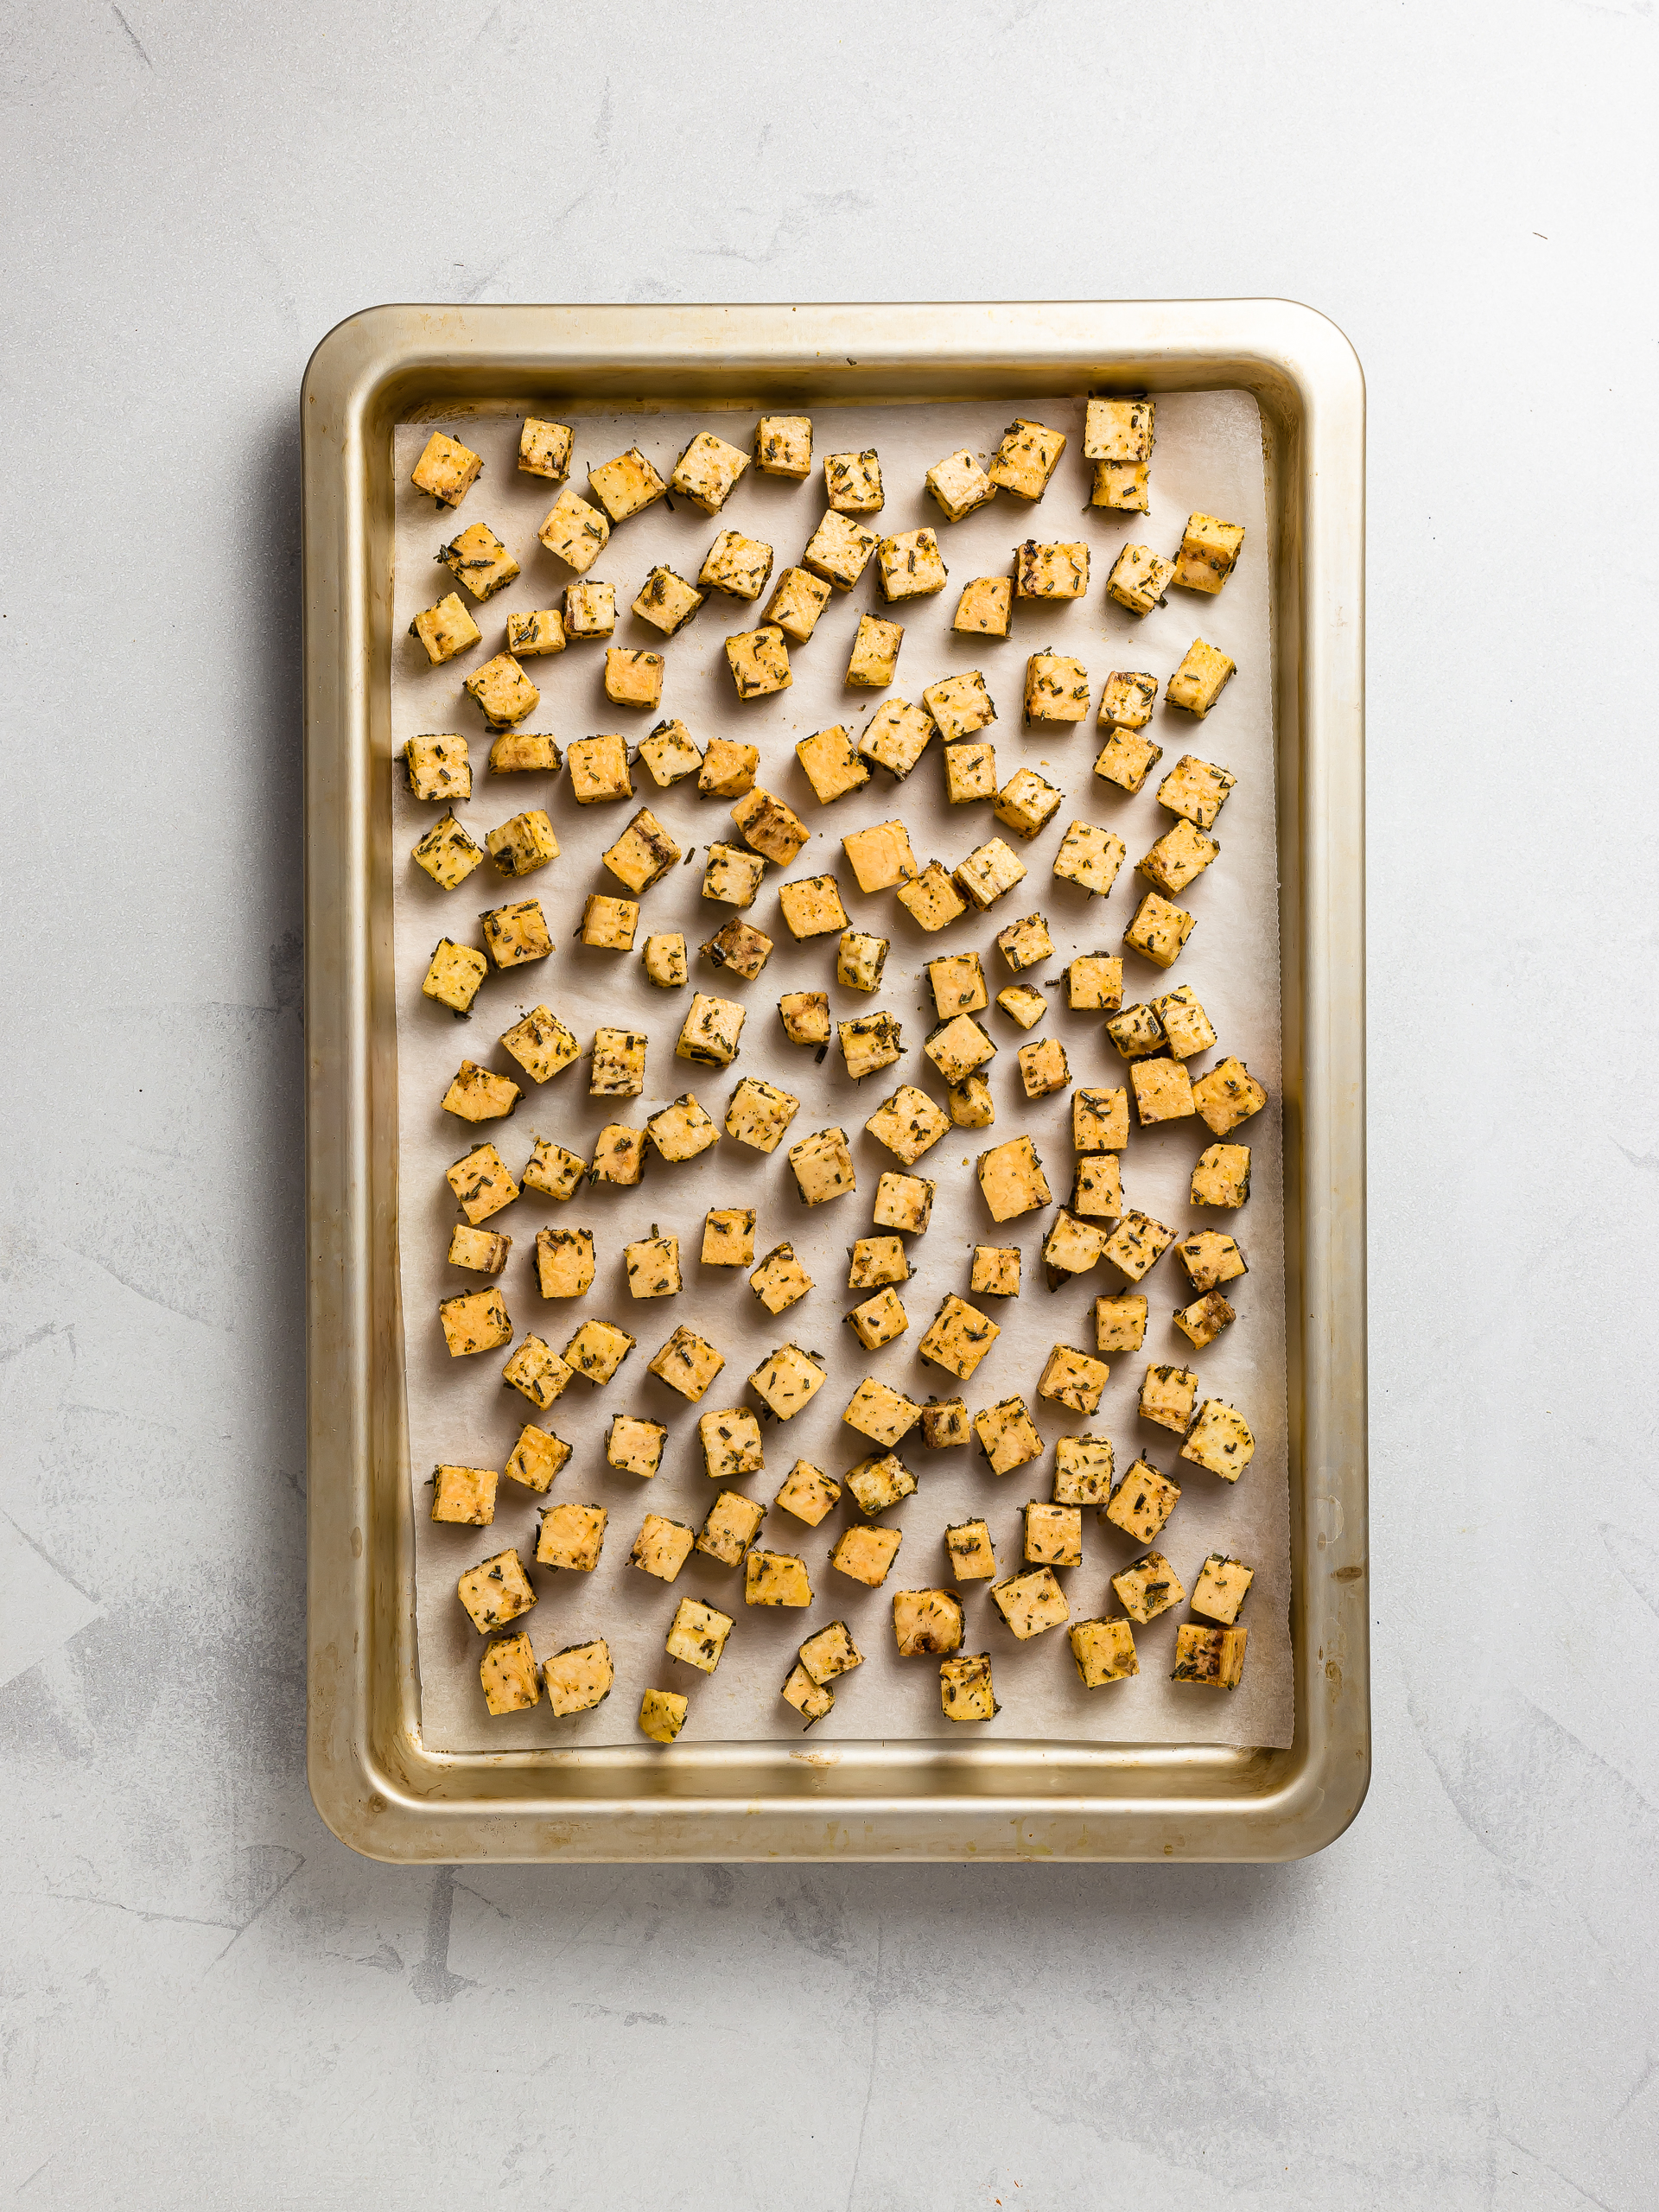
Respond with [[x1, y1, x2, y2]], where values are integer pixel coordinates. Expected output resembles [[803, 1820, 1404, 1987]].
[[303, 302, 1366, 1863]]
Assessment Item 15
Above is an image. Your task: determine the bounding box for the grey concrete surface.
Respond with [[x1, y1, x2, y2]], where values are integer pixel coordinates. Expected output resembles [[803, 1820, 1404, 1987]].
[[3, 3, 1656, 2205]]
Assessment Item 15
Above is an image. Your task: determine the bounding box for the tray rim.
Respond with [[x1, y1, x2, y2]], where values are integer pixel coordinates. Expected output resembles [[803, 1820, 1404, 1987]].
[[303, 298, 1366, 1863]]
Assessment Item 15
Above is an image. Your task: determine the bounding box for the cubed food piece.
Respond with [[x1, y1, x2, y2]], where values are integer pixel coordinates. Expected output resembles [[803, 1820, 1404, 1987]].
[[927, 950, 988, 1020], [918, 1294, 1001, 1381], [447, 1223, 511, 1275], [794, 723, 868, 806], [670, 429, 749, 514], [843, 1376, 924, 1449], [724, 1077, 800, 1155], [1105, 543, 1176, 616], [518, 417, 573, 480], [925, 1014, 995, 1086], [1166, 639, 1236, 719], [590, 1027, 647, 1097], [1130, 1058, 1195, 1126], [774, 1459, 841, 1527], [787, 1124, 855, 1206], [697, 1406, 764, 1481], [942, 743, 998, 808], [1157, 758, 1237, 836], [747, 1551, 813, 1607], [750, 1242, 813, 1315], [607, 1414, 669, 1478], [873, 1170, 934, 1236], [748, 1342, 828, 1421], [1173, 1290, 1236, 1349], [404, 733, 473, 804], [973, 1395, 1042, 1477], [857, 699, 936, 780], [631, 565, 705, 638], [1072, 1160, 1123, 1229], [778, 989, 831, 1046], [849, 1235, 910, 1291], [448, 1141, 519, 1224], [1038, 1344, 1110, 1415], [1024, 653, 1090, 724], [1025, 1499, 1084, 1567], [1192, 1553, 1255, 1625], [830, 1524, 904, 1588], [1105, 1003, 1166, 1060], [1065, 962, 1122, 1020], [1111, 1549, 1185, 1624], [1073, 1087, 1130, 1154], [842, 1451, 917, 1516], [456, 1548, 536, 1634], [639, 1686, 689, 1742], [665, 1597, 734, 1675], [1099, 671, 1160, 733], [848, 1287, 908, 1351], [876, 527, 948, 602], [563, 1317, 638, 1384], [995, 984, 1043, 1030], [521, 1138, 585, 1202], [764, 565, 833, 644], [1153, 984, 1217, 1060], [546, 1635, 616, 1714], [1095, 728, 1165, 796], [580, 894, 639, 952], [601, 807, 680, 897], [991, 914, 1051, 977], [465, 653, 542, 729], [953, 575, 1013, 637], [480, 1631, 542, 1717], [1173, 1622, 1249, 1688], [976, 1135, 1052, 1223], [1052, 1434, 1114, 1508], [412, 810, 485, 892], [1139, 1363, 1198, 1434], [700, 528, 775, 601], [1173, 513, 1247, 595], [939, 1651, 999, 1721], [969, 1246, 1020, 1300], [925, 447, 995, 521], [566, 731, 633, 804], [696, 1489, 768, 1568], [702, 842, 767, 912], [702, 1206, 756, 1267], [676, 991, 746, 1068], [438, 520, 519, 602], [1084, 396, 1154, 464], [781, 1662, 834, 1726], [479, 893, 554, 967], [1192, 1143, 1251, 1209], [836, 929, 889, 993], [499, 1006, 580, 1085], [1177, 1230, 1248, 1294], [535, 1227, 594, 1300], [1014, 541, 1090, 599], [642, 931, 688, 988], [1125, 892, 1195, 969], [1053, 821, 1127, 899], [591, 1123, 646, 1186], [1103, 1211, 1176, 1283], [1090, 460, 1150, 512], [1070, 1617, 1139, 1688], [940, 1518, 995, 1585], [645, 1092, 720, 1163], [954, 837, 1028, 911], [1016, 1037, 1069, 1098], [731, 786, 810, 868], [802, 508, 880, 590], [410, 592, 481, 665], [1042, 1209, 1107, 1276], [755, 414, 813, 477], [1103, 1457, 1180, 1543], [863, 1084, 948, 1166], [536, 1500, 608, 1573], [777, 872, 849, 940], [823, 446, 884, 512], [588, 445, 668, 524], [502, 1336, 575, 1412], [1139, 819, 1220, 898], [838, 1014, 904, 1083], [893, 1588, 965, 1656], [648, 1325, 726, 1403], [1180, 1399, 1256, 1481], [637, 718, 703, 787], [988, 417, 1066, 500], [431, 1462, 499, 1525], [1094, 1291, 1149, 1356], [896, 862, 969, 931], [696, 912, 771, 981], [484, 729, 562, 780], [423, 938, 488, 1015], [725, 626, 791, 700], [847, 613, 905, 689], [989, 1565, 1069, 1639], [623, 1232, 681, 1300], [1192, 1058, 1268, 1136], [798, 1619, 864, 1688], [411, 429, 483, 505], [920, 1396, 970, 1449], [842, 818, 918, 894], [442, 1060, 522, 1122]]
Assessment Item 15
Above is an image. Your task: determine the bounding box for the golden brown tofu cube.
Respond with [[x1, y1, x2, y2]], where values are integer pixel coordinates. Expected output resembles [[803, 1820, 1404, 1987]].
[[544, 1637, 614, 1716], [773, 1459, 841, 1528], [670, 429, 749, 514], [925, 672, 996, 747], [892, 1588, 965, 1656], [1192, 1058, 1268, 1136], [989, 1565, 1069, 1638], [976, 1134, 1051, 1224], [972, 1395, 1042, 1477], [928, 950, 988, 1020], [535, 1227, 594, 1300], [590, 1123, 646, 1186], [836, 930, 889, 993], [1025, 1500, 1083, 1567], [697, 1406, 764, 1483], [778, 989, 831, 1046], [411, 810, 484, 891], [842, 817, 918, 893], [1084, 397, 1154, 463], [918, 1293, 1001, 1380], [567, 732, 634, 804], [463, 653, 540, 728], [639, 1687, 689, 1742], [1095, 728, 1165, 796], [1072, 1156, 1124, 1224], [1067, 957, 1124, 1014], [1069, 1618, 1139, 1688], [645, 1093, 719, 1162], [763, 564, 833, 644], [954, 836, 1028, 911], [1166, 638, 1236, 718], [1014, 541, 1089, 599], [486, 808, 560, 879], [1130, 1057, 1195, 1126], [1053, 821, 1127, 899], [1192, 1143, 1251, 1208], [698, 737, 761, 800], [1112, 1548, 1185, 1624], [1124, 892, 1195, 969], [1094, 1293, 1148, 1356], [823, 447, 884, 513], [632, 567, 705, 640], [607, 1415, 667, 1478], [749, 1243, 813, 1316], [438, 520, 519, 601], [1139, 1363, 1198, 1433], [925, 1013, 995, 1085], [782, 1663, 835, 1726], [636, 718, 702, 787], [1090, 460, 1150, 512], [725, 1075, 802, 1154], [1035, 1344, 1109, 1420], [1172, 1622, 1249, 1688], [876, 527, 948, 601], [701, 1206, 756, 1268], [647, 1325, 726, 1403], [404, 733, 473, 803], [1173, 513, 1246, 594], [969, 1246, 1020, 1300], [798, 1618, 863, 1688], [1179, 1399, 1256, 1481], [1103, 1458, 1180, 1543], [442, 1059, 521, 1122], [746, 1551, 813, 1607], [842, 1451, 917, 1516], [755, 415, 812, 478], [536, 1500, 607, 1573], [802, 508, 880, 590], [447, 1141, 519, 1225], [830, 1523, 903, 1588], [1173, 1290, 1236, 1349], [501, 1337, 575, 1413], [1073, 1086, 1129, 1152], [939, 1651, 999, 1721], [675, 990, 746, 1069], [1157, 754, 1237, 832], [857, 698, 936, 780], [795, 722, 868, 805], [623, 1232, 681, 1301], [842, 1376, 924, 1449], [701, 529, 775, 601], [422, 938, 488, 1014], [848, 1287, 908, 1352], [787, 1123, 856, 1204], [863, 1084, 949, 1167], [537, 485, 611, 572], [1192, 1553, 1255, 1624], [1139, 818, 1220, 898], [411, 429, 483, 506], [945, 1519, 997, 1581], [925, 448, 995, 521], [447, 1224, 511, 1275], [1177, 1230, 1248, 1294], [696, 1488, 767, 1569], [1043, 1209, 1107, 1277], [480, 1631, 541, 1716], [849, 1236, 909, 1292], [988, 417, 1066, 500], [603, 646, 664, 710], [457, 1548, 535, 1634], [847, 612, 905, 688], [1018, 1037, 1070, 1099], [918, 1397, 969, 1450], [1105, 543, 1176, 616], [665, 1597, 734, 1675], [410, 592, 481, 665], [732, 786, 810, 868], [563, 1317, 638, 1384], [1100, 671, 1160, 730], [1025, 652, 1090, 724], [1103, 1211, 1175, 1283], [518, 417, 573, 481], [873, 1169, 934, 1235], [588, 446, 668, 524], [778, 873, 849, 941], [431, 1463, 498, 1525], [1052, 1434, 1114, 1508], [488, 729, 563, 775], [953, 576, 1013, 637], [896, 861, 969, 931]]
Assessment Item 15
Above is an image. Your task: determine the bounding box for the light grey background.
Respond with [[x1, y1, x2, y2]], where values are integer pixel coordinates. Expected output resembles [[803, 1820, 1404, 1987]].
[[2, 2, 1654, 2206]]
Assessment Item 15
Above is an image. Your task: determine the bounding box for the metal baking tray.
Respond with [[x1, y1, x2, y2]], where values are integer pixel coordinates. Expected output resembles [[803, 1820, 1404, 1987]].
[[303, 301, 1366, 1863]]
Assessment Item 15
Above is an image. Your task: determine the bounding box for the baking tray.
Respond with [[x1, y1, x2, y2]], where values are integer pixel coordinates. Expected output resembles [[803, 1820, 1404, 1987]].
[[302, 300, 1366, 1863]]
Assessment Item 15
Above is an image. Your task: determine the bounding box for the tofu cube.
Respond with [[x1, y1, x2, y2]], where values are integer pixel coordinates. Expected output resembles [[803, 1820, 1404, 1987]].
[[847, 1286, 905, 1351], [623, 1233, 681, 1301], [1090, 461, 1150, 512], [1014, 541, 1089, 599], [994, 769, 1065, 845], [411, 429, 483, 505], [774, 1459, 841, 1528], [1139, 819, 1220, 897], [1106, 1002, 1166, 1059], [702, 918, 773, 979], [438, 520, 518, 601], [505, 608, 565, 658], [639, 1687, 689, 1741], [849, 1235, 910, 1291], [1125, 892, 1196, 969], [422, 938, 488, 1014], [1105, 543, 1176, 616], [1025, 1500, 1084, 1567], [970, 1246, 1020, 1299], [763, 565, 833, 644], [725, 626, 791, 700], [431, 1463, 499, 1525], [411, 810, 484, 891], [1166, 638, 1236, 718], [1180, 1399, 1256, 1480], [1192, 1553, 1255, 1624], [1069, 1618, 1139, 1688], [566, 732, 633, 804], [484, 809, 560, 880], [504, 1427, 574, 1492], [893, 1589, 965, 1656], [925, 672, 996, 746], [501, 1335, 575, 1412], [920, 1397, 971, 1449], [479, 898, 552, 969], [842, 817, 918, 893], [876, 527, 949, 601], [1103, 1457, 1180, 1543], [895, 861, 969, 931], [732, 786, 810, 867], [874, 1170, 934, 1234], [795, 723, 869, 804], [696, 1489, 767, 1568], [638, 718, 703, 786], [1140, 1362, 1198, 1433], [535, 1227, 594, 1300], [1084, 397, 1154, 463], [843, 1376, 924, 1449], [1103, 1211, 1177, 1282], [576, 894, 636, 953], [802, 509, 880, 590], [778, 989, 831, 1046], [645, 1093, 720, 1163], [1158, 754, 1237, 831], [702, 842, 767, 911], [750, 1242, 814, 1315], [1192, 1143, 1251, 1208], [973, 1395, 1042, 1477], [823, 448, 884, 512], [864, 1084, 948, 1166], [1172, 1622, 1249, 1688], [928, 950, 988, 1019], [517, 417, 573, 481], [837, 1011, 903, 1083], [562, 1317, 638, 1385], [725, 1077, 801, 1154], [607, 1414, 668, 1478], [647, 1325, 726, 1403], [755, 415, 813, 477], [778, 874, 849, 939], [1095, 728, 1165, 796], [1173, 513, 1247, 595], [953, 838, 1028, 910], [798, 1619, 863, 1686], [1177, 1230, 1248, 1294], [485, 723, 559, 774], [563, 580, 617, 640], [442, 1059, 521, 1122], [787, 1124, 855, 1205], [830, 1524, 903, 1588], [1130, 1057, 1195, 1125], [480, 1631, 542, 1717], [1100, 670, 1160, 730], [747, 1551, 813, 1607], [1024, 653, 1091, 724], [1094, 1291, 1148, 1355], [748, 1342, 828, 1421], [842, 1451, 917, 1515], [925, 448, 995, 521], [404, 733, 473, 803], [1052, 1434, 1114, 1507], [448, 1140, 519, 1224], [1152, 984, 1217, 1060], [543, 1638, 614, 1716], [939, 1651, 999, 1721], [447, 1224, 511, 1275], [642, 931, 688, 988], [590, 1026, 647, 1096], [995, 912, 1054, 974], [782, 1664, 835, 1726], [1192, 1057, 1268, 1135], [1038, 1344, 1109, 1415], [847, 613, 905, 688], [836, 929, 889, 992], [976, 1135, 1052, 1223], [1041, 1209, 1107, 1276], [945, 1520, 997, 1581], [1004, 981, 1053, 1031], [1073, 1154, 1125, 1223], [631, 565, 704, 639], [918, 1293, 1001, 1380], [1018, 1037, 1070, 1098], [701, 530, 775, 601], [857, 699, 936, 779], [675, 991, 746, 1068], [671, 429, 750, 514], [410, 592, 481, 665], [536, 1500, 607, 1573], [590, 1123, 646, 1186], [1053, 821, 1127, 898], [953, 576, 1013, 637], [604, 647, 664, 710], [702, 1206, 756, 1268], [521, 1135, 585, 1203], [989, 1565, 1070, 1637], [988, 418, 1066, 500], [456, 1548, 536, 1634], [1112, 1549, 1185, 1624], [588, 447, 668, 524], [1073, 1086, 1129, 1151], [665, 1598, 734, 1675], [1173, 1291, 1236, 1349], [696, 1405, 763, 1481]]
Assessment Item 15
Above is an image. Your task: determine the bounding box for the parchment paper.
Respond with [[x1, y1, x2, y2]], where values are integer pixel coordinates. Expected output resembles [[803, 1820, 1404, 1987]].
[[390, 391, 1291, 1750]]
